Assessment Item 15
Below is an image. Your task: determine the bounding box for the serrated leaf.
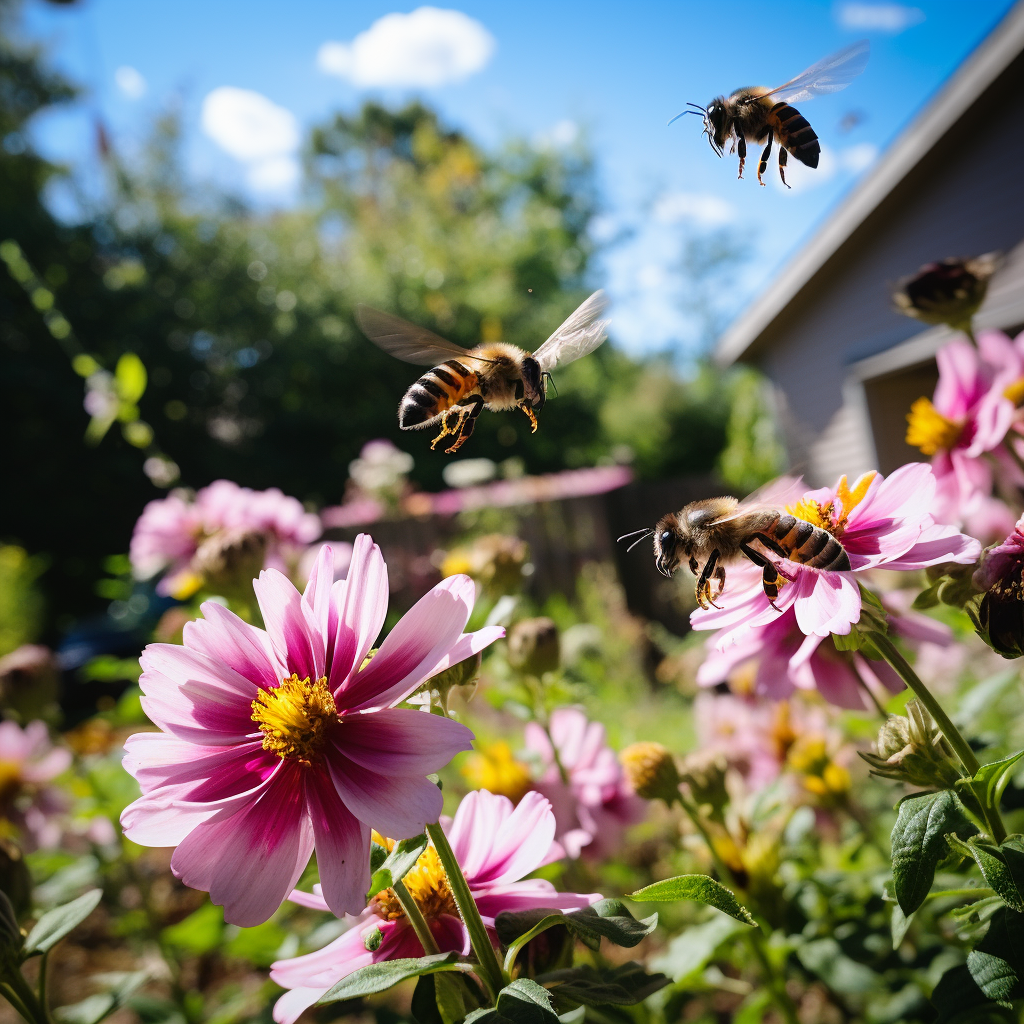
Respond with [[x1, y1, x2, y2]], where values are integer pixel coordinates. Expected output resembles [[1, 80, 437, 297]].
[[24, 889, 102, 957], [947, 836, 1024, 912], [367, 834, 428, 899], [891, 791, 976, 914], [629, 874, 756, 926], [495, 979, 560, 1024], [536, 963, 669, 1007], [317, 952, 463, 1004], [495, 899, 656, 953]]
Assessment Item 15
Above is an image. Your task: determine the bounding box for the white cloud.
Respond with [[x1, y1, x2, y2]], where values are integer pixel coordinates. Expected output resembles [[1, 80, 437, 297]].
[[653, 192, 737, 228], [200, 87, 299, 162], [247, 155, 302, 194], [114, 66, 147, 100], [772, 141, 879, 192], [836, 3, 925, 33], [842, 141, 879, 172], [317, 7, 495, 88], [534, 119, 579, 150]]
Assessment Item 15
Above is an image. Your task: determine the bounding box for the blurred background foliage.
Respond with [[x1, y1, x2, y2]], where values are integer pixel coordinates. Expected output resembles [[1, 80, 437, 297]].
[[0, 0, 779, 637]]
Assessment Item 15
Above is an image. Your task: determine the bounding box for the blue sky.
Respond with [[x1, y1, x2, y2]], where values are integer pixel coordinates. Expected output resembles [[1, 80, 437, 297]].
[[17, 0, 1016, 356]]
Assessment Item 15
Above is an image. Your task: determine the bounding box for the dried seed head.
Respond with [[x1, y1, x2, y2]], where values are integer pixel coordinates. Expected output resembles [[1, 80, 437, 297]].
[[893, 253, 1000, 331], [860, 699, 961, 789], [506, 617, 560, 676]]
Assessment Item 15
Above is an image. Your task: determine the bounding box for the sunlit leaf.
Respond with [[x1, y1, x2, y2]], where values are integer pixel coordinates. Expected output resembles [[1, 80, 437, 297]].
[[24, 889, 102, 956], [629, 874, 755, 926]]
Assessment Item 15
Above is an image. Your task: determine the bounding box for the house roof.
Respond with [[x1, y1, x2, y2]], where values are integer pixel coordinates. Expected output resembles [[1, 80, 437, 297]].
[[716, 1, 1024, 367]]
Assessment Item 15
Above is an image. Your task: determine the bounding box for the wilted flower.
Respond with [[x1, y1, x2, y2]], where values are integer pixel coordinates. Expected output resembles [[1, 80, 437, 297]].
[[121, 537, 503, 926], [893, 254, 999, 331], [269, 789, 599, 1024], [691, 464, 979, 642], [619, 742, 680, 804], [860, 700, 961, 788], [0, 721, 71, 850], [129, 479, 323, 598], [524, 708, 645, 859], [507, 617, 560, 676], [460, 740, 533, 803], [969, 512, 1024, 657]]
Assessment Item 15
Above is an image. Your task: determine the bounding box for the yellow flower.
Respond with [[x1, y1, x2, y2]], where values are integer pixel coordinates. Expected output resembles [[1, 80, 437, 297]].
[[906, 397, 962, 456], [460, 741, 532, 803]]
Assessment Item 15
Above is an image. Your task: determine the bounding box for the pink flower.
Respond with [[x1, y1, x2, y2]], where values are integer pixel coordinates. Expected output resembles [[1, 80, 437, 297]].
[[121, 536, 503, 926], [0, 721, 72, 850], [523, 708, 645, 859], [692, 463, 980, 642], [130, 480, 323, 596], [269, 789, 599, 1024], [697, 597, 953, 710]]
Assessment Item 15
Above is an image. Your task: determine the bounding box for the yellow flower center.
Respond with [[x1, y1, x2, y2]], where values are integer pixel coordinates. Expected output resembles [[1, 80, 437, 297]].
[[251, 674, 337, 761], [906, 396, 963, 455], [787, 471, 876, 538], [1005, 378, 1024, 407], [372, 834, 458, 921], [460, 741, 532, 803]]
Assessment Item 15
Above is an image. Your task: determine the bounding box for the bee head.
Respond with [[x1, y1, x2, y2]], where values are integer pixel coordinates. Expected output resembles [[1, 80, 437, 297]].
[[653, 514, 688, 578], [705, 99, 728, 156], [521, 355, 545, 410]]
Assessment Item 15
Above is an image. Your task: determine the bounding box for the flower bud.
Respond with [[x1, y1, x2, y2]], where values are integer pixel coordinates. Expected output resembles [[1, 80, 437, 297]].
[[968, 517, 1024, 657], [893, 253, 1000, 331], [619, 742, 681, 804], [191, 528, 267, 594], [680, 752, 730, 823], [428, 651, 482, 695], [859, 700, 962, 789], [506, 618, 559, 676]]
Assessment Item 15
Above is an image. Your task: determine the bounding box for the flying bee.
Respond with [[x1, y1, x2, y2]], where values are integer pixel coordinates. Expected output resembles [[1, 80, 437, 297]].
[[356, 291, 609, 454], [670, 40, 869, 186], [619, 491, 850, 610]]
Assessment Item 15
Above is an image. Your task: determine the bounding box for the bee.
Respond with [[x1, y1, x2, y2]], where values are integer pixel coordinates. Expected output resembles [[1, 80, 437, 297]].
[[356, 291, 609, 454], [619, 491, 850, 610], [671, 40, 869, 187]]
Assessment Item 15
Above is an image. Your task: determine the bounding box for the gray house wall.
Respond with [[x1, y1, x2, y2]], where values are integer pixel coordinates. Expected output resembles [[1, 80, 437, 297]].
[[737, 43, 1024, 484]]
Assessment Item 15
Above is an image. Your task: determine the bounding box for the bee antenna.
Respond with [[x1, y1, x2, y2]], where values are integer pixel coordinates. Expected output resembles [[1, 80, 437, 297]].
[[686, 102, 706, 110], [617, 527, 652, 542], [626, 532, 654, 553], [667, 110, 689, 126]]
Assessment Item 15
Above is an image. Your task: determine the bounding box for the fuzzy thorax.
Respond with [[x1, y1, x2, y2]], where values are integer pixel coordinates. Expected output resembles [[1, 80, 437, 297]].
[[251, 674, 337, 761]]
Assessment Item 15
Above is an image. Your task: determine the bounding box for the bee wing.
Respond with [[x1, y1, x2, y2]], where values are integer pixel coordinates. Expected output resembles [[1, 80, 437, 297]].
[[356, 305, 489, 366], [763, 40, 869, 104], [712, 475, 807, 525], [532, 290, 610, 372]]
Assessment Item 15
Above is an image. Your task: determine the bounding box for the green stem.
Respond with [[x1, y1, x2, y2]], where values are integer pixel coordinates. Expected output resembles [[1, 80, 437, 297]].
[[927, 887, 996, 901], [0, 979, 36, 1024], [37, 954, 49, 1021], [869, 631, 1007, 843], [425, 821, 506, 1002], [4, 969, 49, 1024], [392, 880, 441, 956]]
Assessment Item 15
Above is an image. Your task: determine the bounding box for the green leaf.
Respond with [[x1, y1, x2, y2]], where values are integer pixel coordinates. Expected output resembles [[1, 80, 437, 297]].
[[536, 963, 670, 1007], [24, 889, 102, 956], [115, 352, 147, 404], [491, 979, 560, 1024], [628, 874, 756, 926], [931, 964, 1013, 1024], [412, 975, 444, 1024], [967, 751, 1024, 810], [947, 836, 1024, 913], [796, 938, 877, 996], [967, 952, 1019, 1006], [317, 952, 463, 1004], [891, 905, 915, 949], [891, 791, 976, 914], [367, 834, 428, 899], [160, 902, 224, 955], [224, 918, 288, 966], [495, 899, 656, 953], [433, 972, 469, 1024], [55, 971, 148, 1024]]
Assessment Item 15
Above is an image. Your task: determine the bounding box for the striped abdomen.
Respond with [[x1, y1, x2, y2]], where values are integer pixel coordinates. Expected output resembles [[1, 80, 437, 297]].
[[764, 512, 850, 571], [768, 102, 819, 168], [399, 359, 478, 429]]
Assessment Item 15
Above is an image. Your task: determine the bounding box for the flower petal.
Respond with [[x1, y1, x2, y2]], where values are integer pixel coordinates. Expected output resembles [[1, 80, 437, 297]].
[[184, 602, 280, 691], [254, 568, 322, 683], [339, 709, 474, 777], [327, 535, 388, 692], [465, 790, 557, 886], [792, 571, 861, 637]]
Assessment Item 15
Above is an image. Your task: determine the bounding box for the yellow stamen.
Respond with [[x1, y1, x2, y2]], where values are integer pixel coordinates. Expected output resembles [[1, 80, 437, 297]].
[[834, 471, 877, 531], [372, 840, 457, 921], [906, 396, 962, 455], [1005, 378, 1024, 407], [787, 471, 877, 537], [251, 674, 337, 761], [788, 497, 835, 532], [460, 741, 532, 803]]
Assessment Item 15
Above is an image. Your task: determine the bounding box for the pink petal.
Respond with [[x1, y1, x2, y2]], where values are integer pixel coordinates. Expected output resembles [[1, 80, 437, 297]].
[[339, 709, 474, 777], [304, 767, 372, 919], [302, 544, 336, 634], [327, 535, 388, 692], [418, 626, 505, 682], [170, 763, 314, 926], [884, 522, 981, 570], [287, 888, 330, 912], [326, 750, 443, 838], [467, 791, 557, 886], [338, 575, 476, 712], [935, 340, 983, 418], [474, 883, 598, 919], [184, 602, 280, 690], [793, 571, 861, 637], [254, 569, 323, 683], [121, 790, 223, 847]]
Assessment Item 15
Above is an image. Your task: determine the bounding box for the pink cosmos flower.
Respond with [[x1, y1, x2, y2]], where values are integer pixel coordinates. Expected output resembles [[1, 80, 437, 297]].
[[121, 536, 503, 926], [130, 480, 323, 596], [523, 708, 645, 860], [0, 721, 72, 850], [270, 789, 599, 1024], [691, 463, 980, 643], [697, 597, 953, 710]]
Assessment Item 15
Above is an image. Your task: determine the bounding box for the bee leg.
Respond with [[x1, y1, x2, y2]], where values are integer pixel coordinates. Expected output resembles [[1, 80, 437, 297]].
[[735, 133, 747, 179], [518, 401, 539, 433], [757, 133, 772, 186], [713, 564, 726, 600], [429, 409, 456, 450], [694, 548, 721, 609], [444, 396, 484, 455], [753, 532, 789, 560], [740, 541, 783, 611], [689, 556, 700, 577], [778, 147, 791, 189]]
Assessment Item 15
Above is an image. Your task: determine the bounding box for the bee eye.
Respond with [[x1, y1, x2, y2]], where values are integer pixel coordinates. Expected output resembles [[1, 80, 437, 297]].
[[660, 531, 673, 545]]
